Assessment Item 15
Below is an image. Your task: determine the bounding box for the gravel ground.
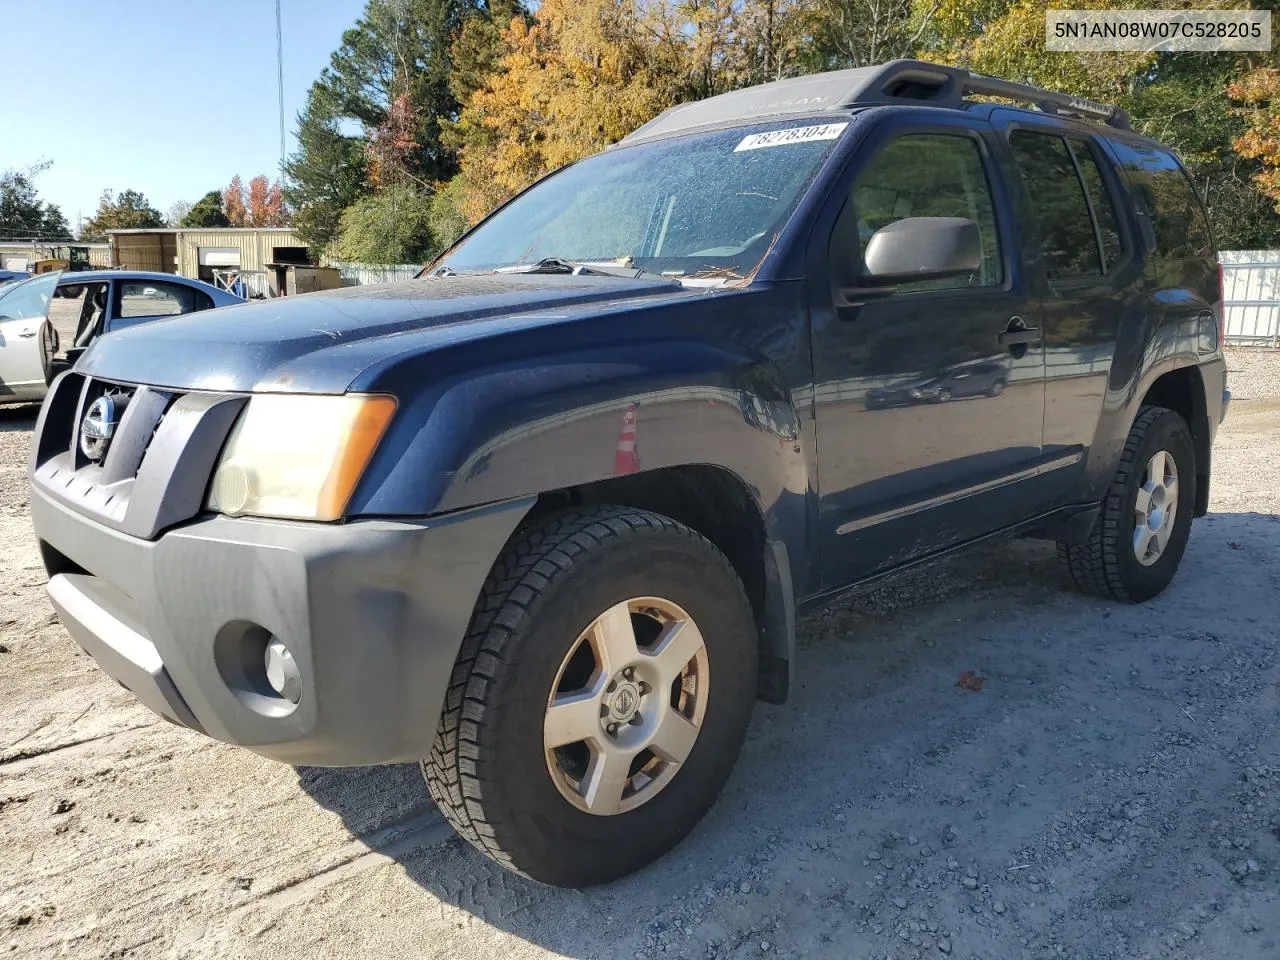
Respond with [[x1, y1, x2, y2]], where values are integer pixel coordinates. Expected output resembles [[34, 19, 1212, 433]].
[[1, 349, 1278, 960]]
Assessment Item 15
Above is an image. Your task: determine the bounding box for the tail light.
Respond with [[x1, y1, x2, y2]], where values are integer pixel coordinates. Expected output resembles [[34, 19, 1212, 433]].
[[1217, 263, 1226, 348]]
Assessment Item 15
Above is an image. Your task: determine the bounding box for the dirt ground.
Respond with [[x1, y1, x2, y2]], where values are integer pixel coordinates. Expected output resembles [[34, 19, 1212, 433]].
[[2, 350, 1278, 960]]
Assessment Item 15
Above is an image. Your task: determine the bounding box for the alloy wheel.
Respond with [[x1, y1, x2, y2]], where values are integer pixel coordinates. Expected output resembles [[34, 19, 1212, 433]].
[[1133, 449, 1179, 566], [544, 597, 709, 816]]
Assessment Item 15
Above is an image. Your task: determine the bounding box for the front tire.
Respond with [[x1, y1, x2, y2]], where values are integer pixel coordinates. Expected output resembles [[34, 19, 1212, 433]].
[[1058, 406, 1196, 602], [423, 506, 758, 886]]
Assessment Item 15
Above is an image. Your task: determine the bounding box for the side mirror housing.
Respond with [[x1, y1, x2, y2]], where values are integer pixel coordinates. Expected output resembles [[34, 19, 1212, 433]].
[[860, 216, 982, 285]]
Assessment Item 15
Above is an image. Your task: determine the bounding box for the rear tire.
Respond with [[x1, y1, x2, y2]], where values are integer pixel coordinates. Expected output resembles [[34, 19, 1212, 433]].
[[422, 505, 758, 887], [1058, 406, 1196, 602]]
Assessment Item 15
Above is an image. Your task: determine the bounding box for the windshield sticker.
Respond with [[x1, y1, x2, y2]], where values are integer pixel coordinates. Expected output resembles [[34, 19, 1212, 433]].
[[734, 122, 848, 152]]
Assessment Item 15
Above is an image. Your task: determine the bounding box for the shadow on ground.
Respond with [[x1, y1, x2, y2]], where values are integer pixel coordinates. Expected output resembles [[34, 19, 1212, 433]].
[[296, 515, 1280, 958], [0, 403, 39, 432]]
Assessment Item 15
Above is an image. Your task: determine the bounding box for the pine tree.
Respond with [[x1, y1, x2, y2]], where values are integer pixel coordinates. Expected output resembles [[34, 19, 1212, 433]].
[[183, 190, 232, 228], [314, 0, 484, 185], [0, 165, 71, 241], [80, 189, 164, 241], [284, 86, 370, 248]]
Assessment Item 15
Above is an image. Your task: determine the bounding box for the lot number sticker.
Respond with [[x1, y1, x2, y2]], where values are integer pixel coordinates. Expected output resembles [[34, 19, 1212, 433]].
[[734, 122, 848, 152]]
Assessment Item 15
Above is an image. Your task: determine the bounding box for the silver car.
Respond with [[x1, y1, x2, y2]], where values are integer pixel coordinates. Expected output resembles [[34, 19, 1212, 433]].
[[0, 271, 242, 405]]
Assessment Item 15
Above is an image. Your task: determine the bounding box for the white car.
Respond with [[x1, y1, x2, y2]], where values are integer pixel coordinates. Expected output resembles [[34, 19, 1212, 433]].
[[0, 273, 59, 404], [0, 271, 243, 406]]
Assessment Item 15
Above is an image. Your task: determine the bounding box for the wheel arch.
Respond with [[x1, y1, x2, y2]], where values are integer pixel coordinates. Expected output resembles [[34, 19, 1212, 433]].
[[1139, 364, 1210, 517], [531, 464, 796, 705]]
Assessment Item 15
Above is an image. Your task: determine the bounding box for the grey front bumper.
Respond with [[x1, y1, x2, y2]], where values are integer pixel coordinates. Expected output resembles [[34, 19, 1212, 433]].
[[32, 486, 530, 766]]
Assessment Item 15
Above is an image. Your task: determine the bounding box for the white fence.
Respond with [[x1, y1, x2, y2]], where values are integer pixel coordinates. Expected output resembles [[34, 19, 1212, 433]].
[[330, 261, 422, 287], [1221, 250, 1280, 347]]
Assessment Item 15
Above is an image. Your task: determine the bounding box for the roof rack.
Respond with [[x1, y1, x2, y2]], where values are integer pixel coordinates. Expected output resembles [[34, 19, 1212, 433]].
[[960, 69, 1130, 130], [621, 59, 1129, 145]]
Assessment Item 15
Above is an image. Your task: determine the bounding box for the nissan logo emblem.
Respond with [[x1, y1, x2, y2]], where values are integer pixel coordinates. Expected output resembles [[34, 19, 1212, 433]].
[[80, 396, 119, 461]]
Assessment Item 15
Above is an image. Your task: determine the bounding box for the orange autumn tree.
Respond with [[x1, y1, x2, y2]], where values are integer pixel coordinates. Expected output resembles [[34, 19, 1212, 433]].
[[223, 175, 247, 227], [452, 0, 686, 223], [246, 174, 289, 226], [1229, 67, 1280, 209]]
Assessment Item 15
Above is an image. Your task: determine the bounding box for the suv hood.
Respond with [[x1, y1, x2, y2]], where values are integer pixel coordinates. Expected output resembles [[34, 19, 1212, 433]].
[[78, 273, 687, 394]]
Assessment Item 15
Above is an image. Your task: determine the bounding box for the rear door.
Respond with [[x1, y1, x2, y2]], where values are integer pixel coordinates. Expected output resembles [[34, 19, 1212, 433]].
[[0, 273, 58, 400], [994, 112, 1141, 499]]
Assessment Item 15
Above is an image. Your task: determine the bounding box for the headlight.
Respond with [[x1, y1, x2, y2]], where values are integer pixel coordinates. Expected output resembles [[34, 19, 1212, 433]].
[[206, 394, 396, 521]]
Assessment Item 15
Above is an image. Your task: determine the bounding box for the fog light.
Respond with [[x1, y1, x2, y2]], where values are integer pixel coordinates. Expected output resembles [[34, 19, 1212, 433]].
[[264, 637, 302, 704]]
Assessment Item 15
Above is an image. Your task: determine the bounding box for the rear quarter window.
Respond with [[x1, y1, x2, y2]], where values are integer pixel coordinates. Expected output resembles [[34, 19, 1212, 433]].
[[1108, 141, 1212, 260]]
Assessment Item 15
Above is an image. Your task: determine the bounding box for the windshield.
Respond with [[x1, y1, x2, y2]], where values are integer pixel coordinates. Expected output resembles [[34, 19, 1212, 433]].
[[0, 272, 60, 322], [443, 119, 849, 277]]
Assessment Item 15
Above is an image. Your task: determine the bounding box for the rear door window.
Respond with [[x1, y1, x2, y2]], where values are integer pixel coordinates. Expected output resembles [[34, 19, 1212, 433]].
[[1008, 131, 1102, 279], [117, 281, 204, 318], [1108, 140, 1212, 259], [1067, 139, 1123, 271]]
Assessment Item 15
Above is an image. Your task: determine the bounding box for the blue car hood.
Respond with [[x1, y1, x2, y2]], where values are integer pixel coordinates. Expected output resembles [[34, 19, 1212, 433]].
[[77, 273, 685, 394]]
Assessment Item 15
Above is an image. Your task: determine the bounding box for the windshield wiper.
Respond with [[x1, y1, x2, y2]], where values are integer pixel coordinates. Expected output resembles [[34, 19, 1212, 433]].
[[509, 257, 674, 283]]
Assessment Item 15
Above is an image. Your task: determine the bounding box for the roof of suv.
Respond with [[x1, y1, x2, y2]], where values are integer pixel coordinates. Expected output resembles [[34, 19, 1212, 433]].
[[621, 59, 1130, 147]]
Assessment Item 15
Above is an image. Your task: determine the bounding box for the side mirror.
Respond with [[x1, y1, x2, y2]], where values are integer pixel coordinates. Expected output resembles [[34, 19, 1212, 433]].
[[861, 216, 982, 285]]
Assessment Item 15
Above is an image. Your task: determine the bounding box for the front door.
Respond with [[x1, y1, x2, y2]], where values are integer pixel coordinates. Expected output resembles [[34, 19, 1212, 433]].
[[811, 120, 1046, 589], [0, 273, 58, 401]]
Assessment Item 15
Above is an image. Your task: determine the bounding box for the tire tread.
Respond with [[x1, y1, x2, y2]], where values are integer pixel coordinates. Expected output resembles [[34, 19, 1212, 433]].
[[1057, 405, 1185, 602], [422, 504, 744, 877]]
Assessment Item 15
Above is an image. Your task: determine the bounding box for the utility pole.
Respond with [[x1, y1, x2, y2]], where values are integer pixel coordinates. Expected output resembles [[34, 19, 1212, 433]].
[[276, 0, 286, 177]]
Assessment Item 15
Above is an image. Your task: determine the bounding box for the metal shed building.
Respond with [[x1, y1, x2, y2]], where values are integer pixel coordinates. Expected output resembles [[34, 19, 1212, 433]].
[[108, 227, 307, 296]]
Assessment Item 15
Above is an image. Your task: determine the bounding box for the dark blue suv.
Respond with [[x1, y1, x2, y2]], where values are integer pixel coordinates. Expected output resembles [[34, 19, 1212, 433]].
[[29, 60, 1228, 886]]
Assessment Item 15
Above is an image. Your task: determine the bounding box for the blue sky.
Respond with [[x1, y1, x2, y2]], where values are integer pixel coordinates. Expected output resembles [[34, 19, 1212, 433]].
[[4, 0, 367, 231]]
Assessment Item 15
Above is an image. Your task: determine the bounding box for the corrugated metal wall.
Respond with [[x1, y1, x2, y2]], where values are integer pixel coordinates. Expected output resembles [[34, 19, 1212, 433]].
[[1220, 250, 1280, 347], [111, 233, 176, 273], [0, 242, 111, 269], [177, 229, 305, 275]]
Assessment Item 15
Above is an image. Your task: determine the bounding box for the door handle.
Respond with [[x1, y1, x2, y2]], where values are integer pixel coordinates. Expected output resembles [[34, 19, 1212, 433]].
[[17, 328, 37, 338]]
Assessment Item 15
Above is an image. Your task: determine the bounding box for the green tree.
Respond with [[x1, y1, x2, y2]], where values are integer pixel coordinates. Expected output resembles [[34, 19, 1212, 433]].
[[1144, 55, 1280, 248], [332, 185, 438, 263], [315, 0, 483, 185], [0, 164, 72, 241], [808, 0, 940, 70], [428, 176, 472, 250], [448, 0, 529, 106], [284, 86, 370, 249], [41, 205, 73, 242], [80, 189, 164, 241], [182, 190, 232, 228]]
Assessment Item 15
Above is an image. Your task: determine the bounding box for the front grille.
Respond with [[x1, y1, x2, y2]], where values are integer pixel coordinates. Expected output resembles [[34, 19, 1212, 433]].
[[30, 373, 247, 540]]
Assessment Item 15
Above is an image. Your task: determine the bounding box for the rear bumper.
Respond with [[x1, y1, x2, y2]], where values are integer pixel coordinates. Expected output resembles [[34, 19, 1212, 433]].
[[32, 485, 530, 766]]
